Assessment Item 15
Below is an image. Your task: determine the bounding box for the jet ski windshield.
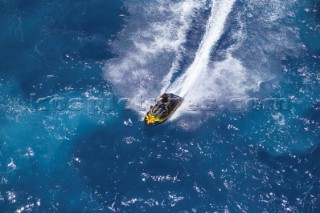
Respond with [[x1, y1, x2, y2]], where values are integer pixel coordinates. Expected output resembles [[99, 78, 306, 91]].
[[145, 93, 183, 126]]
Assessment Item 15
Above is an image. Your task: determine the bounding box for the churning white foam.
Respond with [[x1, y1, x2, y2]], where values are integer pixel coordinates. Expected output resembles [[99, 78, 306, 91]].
[[166, 0, 236, 98], [104, 0, 300, 120], [104, 0, 204, 113]]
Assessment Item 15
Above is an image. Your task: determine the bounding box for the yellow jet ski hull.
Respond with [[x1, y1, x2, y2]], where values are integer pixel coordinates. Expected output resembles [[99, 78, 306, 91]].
[[144, 93, 183, 126]]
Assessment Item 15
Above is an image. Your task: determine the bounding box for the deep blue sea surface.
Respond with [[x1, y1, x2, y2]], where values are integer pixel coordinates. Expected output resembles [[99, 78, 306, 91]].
[[0, 0, 320, 212]]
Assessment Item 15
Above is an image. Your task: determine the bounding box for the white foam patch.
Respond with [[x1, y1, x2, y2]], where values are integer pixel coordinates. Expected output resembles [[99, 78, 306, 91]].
[[189, 54, 255, 101], [245, 0, 297, 22], [167, 0, 236, 97], [104, 0, 205, 113], [236, 0, 302, 73], [170, 53, 259, 121]]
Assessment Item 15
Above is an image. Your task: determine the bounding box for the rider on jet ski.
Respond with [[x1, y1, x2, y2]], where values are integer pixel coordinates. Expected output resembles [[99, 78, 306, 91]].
[[159, 93, 170, 114], [145, 93, 183, 126]]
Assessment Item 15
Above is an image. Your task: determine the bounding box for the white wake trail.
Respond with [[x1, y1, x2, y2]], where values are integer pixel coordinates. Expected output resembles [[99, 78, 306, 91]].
[[167, 0, 236, 97]]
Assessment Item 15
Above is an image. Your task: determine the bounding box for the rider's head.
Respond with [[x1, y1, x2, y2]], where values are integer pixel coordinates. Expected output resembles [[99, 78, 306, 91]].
[[162, 93, 169, 103]]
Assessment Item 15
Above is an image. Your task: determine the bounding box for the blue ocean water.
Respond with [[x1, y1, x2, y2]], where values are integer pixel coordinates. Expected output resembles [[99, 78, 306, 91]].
[[0, 0, 320, 212]]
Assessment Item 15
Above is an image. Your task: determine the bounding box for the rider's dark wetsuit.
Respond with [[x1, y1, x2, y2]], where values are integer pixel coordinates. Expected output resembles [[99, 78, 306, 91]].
[[158, 93, 170, 116]]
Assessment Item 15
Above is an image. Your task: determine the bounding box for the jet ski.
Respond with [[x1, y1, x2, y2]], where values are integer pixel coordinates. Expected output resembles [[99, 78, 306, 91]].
[[145, 93, 183, 126]]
